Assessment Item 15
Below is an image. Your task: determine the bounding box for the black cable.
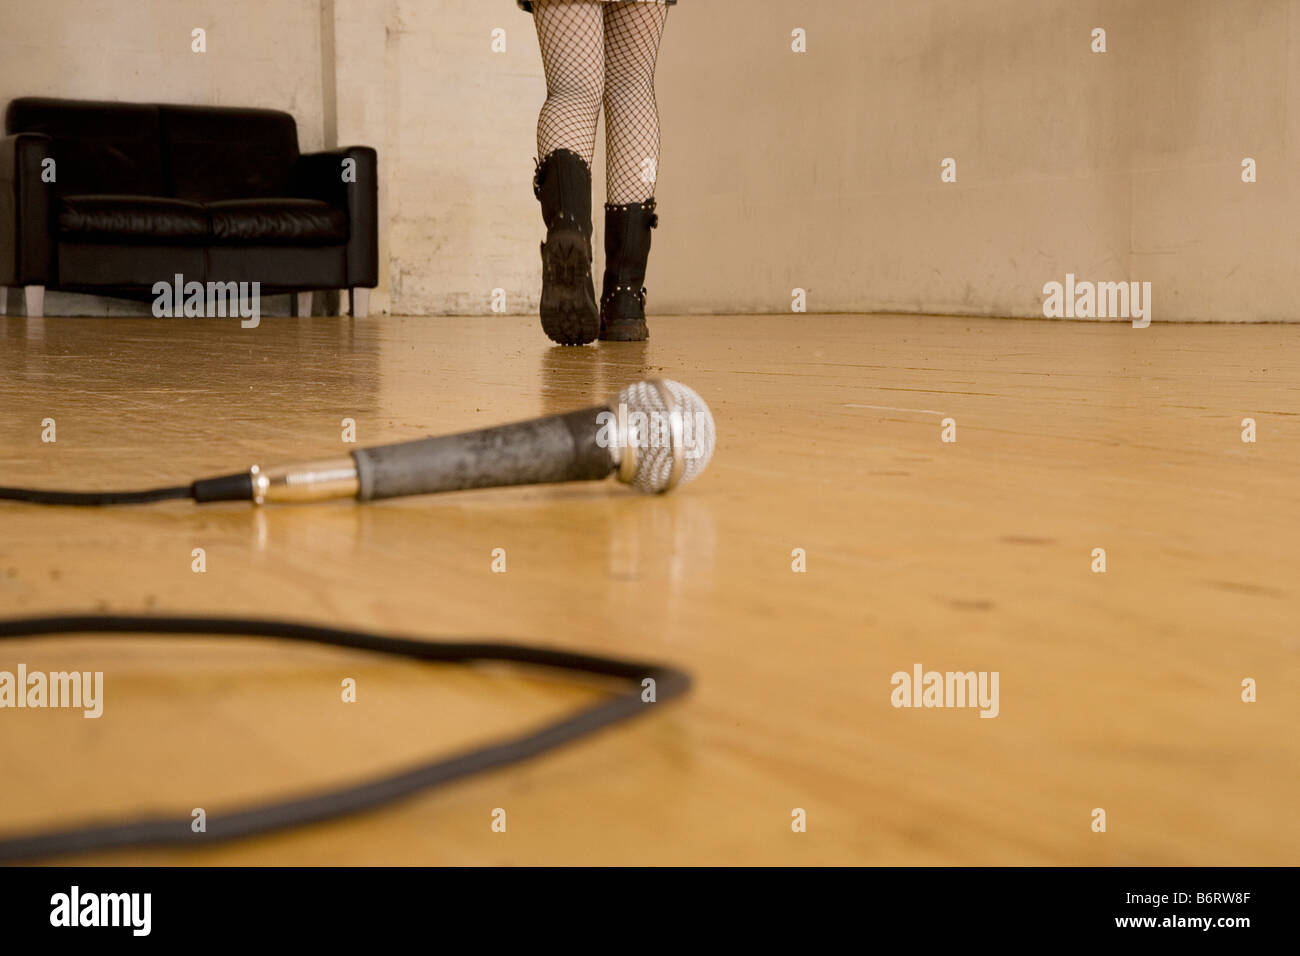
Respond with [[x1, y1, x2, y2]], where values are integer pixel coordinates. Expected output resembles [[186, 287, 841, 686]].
[[0, 484, 193, 505], [0, 614, 690, 863], [0, 470, 255, 506]]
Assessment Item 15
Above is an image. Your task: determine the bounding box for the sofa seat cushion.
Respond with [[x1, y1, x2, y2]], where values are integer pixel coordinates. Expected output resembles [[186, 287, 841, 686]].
[[207, 198, 347, 245], [58, 194, 210, 243]]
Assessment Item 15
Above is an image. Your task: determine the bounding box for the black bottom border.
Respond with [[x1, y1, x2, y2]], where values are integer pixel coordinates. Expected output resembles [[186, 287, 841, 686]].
[[0, 866, 1291, 942]]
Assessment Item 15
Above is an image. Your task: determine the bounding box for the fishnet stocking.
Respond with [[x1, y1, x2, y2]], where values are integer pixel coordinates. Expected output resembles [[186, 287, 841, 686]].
[[602, 2, 667, 203], [534, 1, 605, 168], [534, 0, 668, 204]]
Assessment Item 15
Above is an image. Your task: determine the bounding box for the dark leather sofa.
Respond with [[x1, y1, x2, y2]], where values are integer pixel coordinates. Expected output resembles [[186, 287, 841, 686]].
[[0, 97, 377, 317]]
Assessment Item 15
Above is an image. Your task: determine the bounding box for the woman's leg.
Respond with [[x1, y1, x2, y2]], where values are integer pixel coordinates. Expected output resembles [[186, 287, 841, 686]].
[[532, 0, 605, 345], [602, 1, 667, 203], [598, 1, 668, 341], [534, 0, 605, 165]]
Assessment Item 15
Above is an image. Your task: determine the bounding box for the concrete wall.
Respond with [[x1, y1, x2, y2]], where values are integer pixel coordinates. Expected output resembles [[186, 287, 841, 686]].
[[2, 0, 1298, 320], [647, 0, 1299, 321]]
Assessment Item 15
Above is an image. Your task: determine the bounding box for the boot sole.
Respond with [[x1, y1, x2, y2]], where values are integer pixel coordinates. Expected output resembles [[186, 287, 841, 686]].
[[599, 318, 649, 342], [540, 230, 598, 346]]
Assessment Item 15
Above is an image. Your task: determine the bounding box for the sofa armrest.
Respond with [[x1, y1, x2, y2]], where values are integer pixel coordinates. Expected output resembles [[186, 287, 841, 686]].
[[293, 146, 378, 288], [0, 132, 55, 286]]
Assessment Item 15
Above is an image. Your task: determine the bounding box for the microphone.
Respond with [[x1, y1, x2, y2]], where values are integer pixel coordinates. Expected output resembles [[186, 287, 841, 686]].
[[232, 378, 716, 505]]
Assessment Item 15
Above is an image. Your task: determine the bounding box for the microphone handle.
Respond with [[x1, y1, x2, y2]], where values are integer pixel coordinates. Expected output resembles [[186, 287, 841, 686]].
[[352, 405, 616, 501]]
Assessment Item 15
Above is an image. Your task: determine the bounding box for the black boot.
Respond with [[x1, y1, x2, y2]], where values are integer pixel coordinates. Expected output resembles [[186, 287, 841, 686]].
[[533, 149, 598, 345], [599, 198, 657, 342]]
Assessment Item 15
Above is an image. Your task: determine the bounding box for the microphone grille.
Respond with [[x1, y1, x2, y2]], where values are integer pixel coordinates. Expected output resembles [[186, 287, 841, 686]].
[[616, 379, 716, 494]]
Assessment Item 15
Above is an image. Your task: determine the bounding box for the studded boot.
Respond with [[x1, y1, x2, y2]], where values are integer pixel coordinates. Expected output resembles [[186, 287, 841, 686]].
[[534, 149, 599, 345], [599, 198, 657, 342]]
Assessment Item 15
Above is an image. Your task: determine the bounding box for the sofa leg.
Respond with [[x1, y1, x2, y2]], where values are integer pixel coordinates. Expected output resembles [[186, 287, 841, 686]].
[[292, 291, 313, 317], [350, 287, 369, 318], [25, 285, 44, 318], [0, 288, 8, 315]]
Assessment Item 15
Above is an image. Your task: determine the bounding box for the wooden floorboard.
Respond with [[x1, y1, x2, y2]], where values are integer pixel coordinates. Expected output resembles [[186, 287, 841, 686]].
[[0, 313, 1296, 864]]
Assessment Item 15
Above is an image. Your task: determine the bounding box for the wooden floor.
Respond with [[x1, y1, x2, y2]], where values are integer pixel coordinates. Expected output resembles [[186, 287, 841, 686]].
[[0, 313, 1297, 865]]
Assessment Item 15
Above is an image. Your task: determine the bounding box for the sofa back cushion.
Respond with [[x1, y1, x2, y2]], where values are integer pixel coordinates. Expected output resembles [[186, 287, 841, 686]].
[[160, 105, 299, 202], [4, 97, 165, 199]]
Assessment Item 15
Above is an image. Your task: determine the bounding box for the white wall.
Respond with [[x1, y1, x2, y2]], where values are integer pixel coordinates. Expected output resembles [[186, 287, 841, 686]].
[[354, 0, 1300, 321], [3, 0, 1300, 320]]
